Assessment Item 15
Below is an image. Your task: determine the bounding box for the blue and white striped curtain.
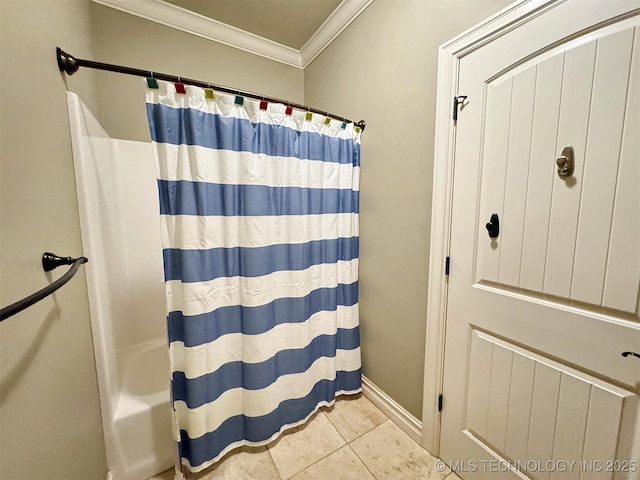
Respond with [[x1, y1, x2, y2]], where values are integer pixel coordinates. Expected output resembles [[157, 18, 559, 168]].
[[145, 81, 362, 473]]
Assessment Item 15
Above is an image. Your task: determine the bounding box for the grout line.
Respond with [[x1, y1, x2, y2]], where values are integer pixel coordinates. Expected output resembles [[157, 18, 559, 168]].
[[278, 410, 348, 479], [227, 399, 397, 480], [348, 418, 392, 445], [322, 408, 350, 445], [264, 443, 282, 480], [288, 405, 391, 479], [284, 445, 345, 479], [346, 443, 379, 480], [346, 421, 397, 480]]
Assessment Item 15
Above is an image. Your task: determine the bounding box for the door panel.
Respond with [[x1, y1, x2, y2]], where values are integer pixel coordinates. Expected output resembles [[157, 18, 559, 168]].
[[476, 77, 513, 284], [441, 3, 640, 479], [498, 66, 536, 287], [571, 28, 635, 307], [525, 362, 560, 480], [504, 353, 535, 465], [474, 25, 639, 313], [603, 28, 640, 314], [519, 54, 564, 292], [463, 330, 636, 480], [543, 39, 596, 299]]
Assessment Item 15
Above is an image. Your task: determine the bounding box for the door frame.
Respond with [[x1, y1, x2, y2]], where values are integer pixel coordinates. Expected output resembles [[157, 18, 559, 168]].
[[420, 0, 569, 455]]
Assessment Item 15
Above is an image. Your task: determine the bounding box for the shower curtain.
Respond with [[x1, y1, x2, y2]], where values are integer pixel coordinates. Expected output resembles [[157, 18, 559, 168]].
[[145, 80, 362, 473]]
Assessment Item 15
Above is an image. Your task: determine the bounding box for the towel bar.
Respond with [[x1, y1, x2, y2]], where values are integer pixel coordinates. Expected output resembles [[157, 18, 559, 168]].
[[0, 253, 88, 322]]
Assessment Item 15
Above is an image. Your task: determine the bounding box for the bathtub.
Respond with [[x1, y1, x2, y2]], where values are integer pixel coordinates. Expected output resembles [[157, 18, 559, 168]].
[[67, 93, 175, 480], [111, 341, 174, 480]]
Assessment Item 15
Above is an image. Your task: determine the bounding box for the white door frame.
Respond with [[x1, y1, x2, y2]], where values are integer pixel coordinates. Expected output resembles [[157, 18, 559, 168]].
[[420, 0, 570, 455]]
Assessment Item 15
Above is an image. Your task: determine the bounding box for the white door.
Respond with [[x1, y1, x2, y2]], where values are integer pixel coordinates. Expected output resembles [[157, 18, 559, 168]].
[[441, 2, 640, 479]]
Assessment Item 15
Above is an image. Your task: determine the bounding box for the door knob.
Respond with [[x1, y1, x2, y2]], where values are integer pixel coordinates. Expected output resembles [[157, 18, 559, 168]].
[[485, 213, 499, 238], [621, 351, 640, 359]]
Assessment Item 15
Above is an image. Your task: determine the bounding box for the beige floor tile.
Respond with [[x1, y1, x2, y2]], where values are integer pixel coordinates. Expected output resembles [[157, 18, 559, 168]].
[[187, 446, 280, 480], [324, 394, 388, 442], [446, 472, 463, 480], [289, 445, 375, 480], [351, 421, 450, 480], [147, 469, 174, 480], [267, 411, 346, 479]]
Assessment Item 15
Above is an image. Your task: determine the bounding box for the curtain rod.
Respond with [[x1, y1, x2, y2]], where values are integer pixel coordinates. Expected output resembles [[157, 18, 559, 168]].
[[0, 253, 88, 322], [56, 47, 365, 131]]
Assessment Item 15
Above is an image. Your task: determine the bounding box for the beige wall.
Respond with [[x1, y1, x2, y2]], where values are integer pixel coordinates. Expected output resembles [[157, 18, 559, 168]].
[[0, 1, 107, 479], [89, 3, 305, 142], [305, 0, 512, 418]]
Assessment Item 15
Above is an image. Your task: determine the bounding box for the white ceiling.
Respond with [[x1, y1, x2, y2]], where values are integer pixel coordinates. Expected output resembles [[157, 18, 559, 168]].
[[93, 0, 374, 68]]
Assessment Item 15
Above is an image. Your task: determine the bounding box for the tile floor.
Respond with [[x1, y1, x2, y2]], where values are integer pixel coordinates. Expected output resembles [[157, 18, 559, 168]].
[[150, 394, 462, 480]]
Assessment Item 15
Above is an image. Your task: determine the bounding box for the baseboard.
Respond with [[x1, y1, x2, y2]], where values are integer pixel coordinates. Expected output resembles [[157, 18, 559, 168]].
[[361, 375, 423, 446]]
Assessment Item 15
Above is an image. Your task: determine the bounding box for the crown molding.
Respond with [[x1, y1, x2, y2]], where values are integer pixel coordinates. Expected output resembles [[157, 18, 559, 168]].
[[92, 0, 302, 67], [92, 0, 374, 69], [300, 0, 375, 66]]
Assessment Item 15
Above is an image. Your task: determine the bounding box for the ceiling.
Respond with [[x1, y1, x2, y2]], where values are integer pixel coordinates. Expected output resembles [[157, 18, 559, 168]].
[[93, 0, 374, 68], [163, 0, 343, 50]]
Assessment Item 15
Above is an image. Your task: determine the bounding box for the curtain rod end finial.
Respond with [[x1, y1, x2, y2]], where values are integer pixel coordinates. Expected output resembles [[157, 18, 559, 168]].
[[42, 252, 86, 272], [56, 47, 79, 76]]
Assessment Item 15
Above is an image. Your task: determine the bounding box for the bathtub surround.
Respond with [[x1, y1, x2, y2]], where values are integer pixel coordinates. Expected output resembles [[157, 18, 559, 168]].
[[67, 92, 172, 480], [146, 80, 362, 472]]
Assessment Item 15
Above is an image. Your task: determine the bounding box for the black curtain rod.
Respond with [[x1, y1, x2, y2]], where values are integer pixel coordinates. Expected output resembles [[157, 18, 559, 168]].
[[0, 253, 88, 322], [56, 47, 365, 130]]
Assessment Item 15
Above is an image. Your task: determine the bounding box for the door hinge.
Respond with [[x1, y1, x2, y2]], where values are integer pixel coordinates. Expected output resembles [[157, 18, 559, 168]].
[[438, 394, 444, 412], [445, 256, 450, 276], [453, 95, 467, 121]]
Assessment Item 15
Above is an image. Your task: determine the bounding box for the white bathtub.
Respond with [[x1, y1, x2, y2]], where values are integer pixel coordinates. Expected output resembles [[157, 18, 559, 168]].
[[111, 341, 174, 480], [68, 93, 175, 480]]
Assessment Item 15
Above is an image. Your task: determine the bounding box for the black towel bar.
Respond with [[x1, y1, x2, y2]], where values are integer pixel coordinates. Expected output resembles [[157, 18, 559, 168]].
[[0, 253, 88, 322]]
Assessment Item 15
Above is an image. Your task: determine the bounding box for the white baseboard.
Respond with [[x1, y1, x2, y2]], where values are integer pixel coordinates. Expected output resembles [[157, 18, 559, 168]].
[[361, 375, 423, 446]]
